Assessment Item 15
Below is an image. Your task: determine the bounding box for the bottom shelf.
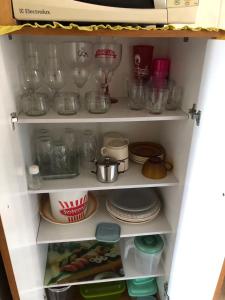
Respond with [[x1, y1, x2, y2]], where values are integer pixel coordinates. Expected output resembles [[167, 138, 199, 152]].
[[44, 240, 165, 289], [70, 287, 160, 300]]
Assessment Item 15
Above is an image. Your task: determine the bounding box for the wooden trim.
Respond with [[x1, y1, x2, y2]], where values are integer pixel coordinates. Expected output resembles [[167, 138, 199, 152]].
[[213, 259, 225, 300], [0, 218, 20, 300], [12, 27, 225, 39], [0, 0, 17, 25]]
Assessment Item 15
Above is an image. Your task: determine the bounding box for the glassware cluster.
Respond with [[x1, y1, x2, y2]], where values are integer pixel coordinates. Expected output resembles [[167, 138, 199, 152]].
[[20, 41, 122, 116], [20, 41, 183, 117], [33, 128, 99, 180]]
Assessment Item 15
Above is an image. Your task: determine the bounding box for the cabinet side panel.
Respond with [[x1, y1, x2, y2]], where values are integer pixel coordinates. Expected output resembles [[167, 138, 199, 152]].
[[158, 39, 207, 277], [0, 36, 46, 295], [168, 40, 225, 300]]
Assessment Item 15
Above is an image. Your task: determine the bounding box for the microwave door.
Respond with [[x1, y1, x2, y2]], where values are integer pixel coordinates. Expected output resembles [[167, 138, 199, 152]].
[[77, 0, 167, 9], [77, 0, 155, 9]]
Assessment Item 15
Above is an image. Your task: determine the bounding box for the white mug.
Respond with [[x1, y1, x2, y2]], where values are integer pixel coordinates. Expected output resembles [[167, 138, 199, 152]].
[[103, 131, 129, 146], [49, 190, 88, 223], [101, 139, 129, 172]]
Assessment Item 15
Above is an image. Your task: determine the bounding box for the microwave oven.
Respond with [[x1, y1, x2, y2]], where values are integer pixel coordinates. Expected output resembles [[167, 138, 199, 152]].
[[11, 0, 199, 24]]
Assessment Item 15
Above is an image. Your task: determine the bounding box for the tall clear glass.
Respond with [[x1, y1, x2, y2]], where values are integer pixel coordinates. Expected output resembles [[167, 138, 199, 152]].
[[81, 130, 98, 169], [94, 42, 122, 99], [45, 43, 65, 94]]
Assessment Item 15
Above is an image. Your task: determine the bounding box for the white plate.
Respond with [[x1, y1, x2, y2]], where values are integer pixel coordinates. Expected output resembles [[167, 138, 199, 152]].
[[110, 188, 160, 212], [106, 200, 161, 221]]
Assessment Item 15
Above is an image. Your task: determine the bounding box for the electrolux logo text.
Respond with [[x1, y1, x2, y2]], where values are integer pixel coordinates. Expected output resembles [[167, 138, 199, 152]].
[[19, 8, 50, 15]]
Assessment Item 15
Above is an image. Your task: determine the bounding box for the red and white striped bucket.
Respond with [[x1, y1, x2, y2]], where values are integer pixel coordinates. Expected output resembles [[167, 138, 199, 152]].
[[49, 190, 88, 223]]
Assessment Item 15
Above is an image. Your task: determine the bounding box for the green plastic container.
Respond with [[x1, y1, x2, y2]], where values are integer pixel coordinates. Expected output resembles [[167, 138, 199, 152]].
[[127, 278, 158, 297], [80, 281, 126, 300]]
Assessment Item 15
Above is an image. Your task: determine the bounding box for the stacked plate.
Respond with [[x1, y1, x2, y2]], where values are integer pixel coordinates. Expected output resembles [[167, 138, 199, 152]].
[[106, 188, 161, 224], [129, 142, 166, 165]]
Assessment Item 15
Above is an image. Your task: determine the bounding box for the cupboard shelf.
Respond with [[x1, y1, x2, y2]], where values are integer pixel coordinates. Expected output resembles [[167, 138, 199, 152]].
[[37, 193, 171, 244], [28, 162, 178, 194], [18, 103, 188, 124], [11, 27, 225, 39]]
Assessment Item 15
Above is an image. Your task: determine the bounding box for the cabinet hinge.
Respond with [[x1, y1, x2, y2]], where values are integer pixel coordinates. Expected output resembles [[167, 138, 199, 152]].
[[189, 104, 201, 126], [164, 282, 170, 300], [10, 112, 18, 130]]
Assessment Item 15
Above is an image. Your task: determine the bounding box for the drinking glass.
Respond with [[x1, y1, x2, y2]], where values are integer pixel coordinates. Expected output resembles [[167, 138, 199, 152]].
[[46, 286, 71, 300], [145, 88, 169, 114], [55, 92, 80, 115], [85, 90, 110, 114], [166, 85, 183, 111], [52, 140, 68, 175], [94, 42, 122, 98], [63, 128, 80, 174], [81, 130, 98, 169], [66, 41, 93, 68], [65, 42, 93, 94], [45, 43, 65, 93], [21, 41, 42, 93], [36, 136, 53, 175], [127, 81, 145, 110], [21, 92, 48, 116]]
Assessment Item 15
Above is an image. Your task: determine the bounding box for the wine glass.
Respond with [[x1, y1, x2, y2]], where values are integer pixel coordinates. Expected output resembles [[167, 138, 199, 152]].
[[21, 41, 42, 93], [65, 42, 93, 96], [94, 42, 122, 100], [45, 43, 65, 95]]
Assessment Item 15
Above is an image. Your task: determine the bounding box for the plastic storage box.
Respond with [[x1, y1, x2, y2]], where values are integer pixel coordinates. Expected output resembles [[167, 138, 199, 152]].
[[80, 281, 126, 300]]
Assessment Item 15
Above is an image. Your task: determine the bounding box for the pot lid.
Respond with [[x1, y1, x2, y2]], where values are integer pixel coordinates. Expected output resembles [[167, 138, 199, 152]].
[[98, 157, 118, 167], [134, 235, 164, 254]]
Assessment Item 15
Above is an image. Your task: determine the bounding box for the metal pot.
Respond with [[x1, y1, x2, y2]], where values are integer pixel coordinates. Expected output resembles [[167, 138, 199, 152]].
[[92, 157, 124, 183]]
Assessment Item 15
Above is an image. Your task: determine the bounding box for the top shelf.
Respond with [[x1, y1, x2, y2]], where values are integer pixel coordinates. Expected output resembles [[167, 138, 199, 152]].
[[11, 27, 225, 39], [18, 101, 188, 124]]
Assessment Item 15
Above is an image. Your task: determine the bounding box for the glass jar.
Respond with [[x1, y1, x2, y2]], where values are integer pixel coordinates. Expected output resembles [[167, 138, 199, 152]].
[[22, 92, 48, 116], [85, 91, 110, 114]]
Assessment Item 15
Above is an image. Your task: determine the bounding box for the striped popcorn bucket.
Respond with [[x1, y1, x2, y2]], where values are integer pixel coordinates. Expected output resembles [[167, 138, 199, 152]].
[[49, 190, 88, 223]]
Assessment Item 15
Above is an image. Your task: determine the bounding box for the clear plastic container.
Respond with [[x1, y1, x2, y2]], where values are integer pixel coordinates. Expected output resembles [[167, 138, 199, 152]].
[[124, 235, 164, 275], [28, 165, 41, 189], [127, 278, 158, 298], [80, 281, 125, 300]]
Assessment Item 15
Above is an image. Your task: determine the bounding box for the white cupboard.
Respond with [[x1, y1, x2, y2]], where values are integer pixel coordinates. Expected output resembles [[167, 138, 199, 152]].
[[0, 34, 224, 300]]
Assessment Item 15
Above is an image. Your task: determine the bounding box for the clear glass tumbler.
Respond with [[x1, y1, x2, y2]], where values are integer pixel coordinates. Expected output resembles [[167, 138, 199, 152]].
[[46, 286, 71, 300], [36, 136, 53, 176], [81, 130, 98, 169], [22, 92, 48, 116], [85, 91, 110, 114], [145, 88, 169, 114], [166, 85, 183, 111], [63, 128, 80, 175], [127, 81, 145, 110], [55, 92, 80, 115], [52, 140, 68, 175]]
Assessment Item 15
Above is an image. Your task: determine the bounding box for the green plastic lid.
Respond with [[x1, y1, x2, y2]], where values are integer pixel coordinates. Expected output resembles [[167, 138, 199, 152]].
[[127, 277, 158, 297], [134, 235, 164, 254], [80, 281, 126, 299]]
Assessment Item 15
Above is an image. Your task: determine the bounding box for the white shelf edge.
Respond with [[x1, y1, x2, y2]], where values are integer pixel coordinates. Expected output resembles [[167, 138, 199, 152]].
[[37, 192, 172, 244], [17, 100, 188, 124], [28, 163, 178, 194]]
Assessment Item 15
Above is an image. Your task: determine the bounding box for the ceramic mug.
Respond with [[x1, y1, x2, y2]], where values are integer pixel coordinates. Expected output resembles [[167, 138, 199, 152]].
[[103, 131, 129, 146], [142, 156, 173, 179], [101, 139, 129, 172], [49, 190, 88, 223]]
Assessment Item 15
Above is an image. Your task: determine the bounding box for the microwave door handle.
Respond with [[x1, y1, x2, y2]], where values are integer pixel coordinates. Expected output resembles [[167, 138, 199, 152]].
[[154, 0, 167, 9]]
